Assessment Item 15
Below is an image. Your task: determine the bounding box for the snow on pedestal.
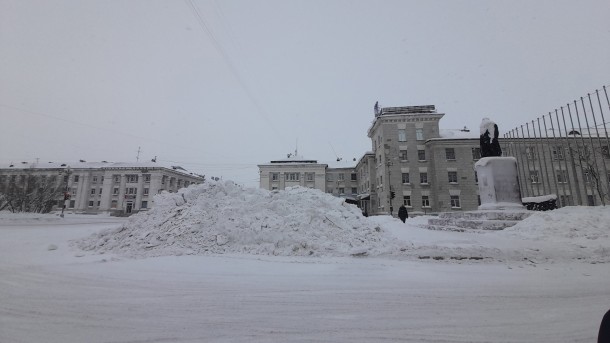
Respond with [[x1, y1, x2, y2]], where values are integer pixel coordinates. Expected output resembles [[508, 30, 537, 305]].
[[475, 157, 524, 210]]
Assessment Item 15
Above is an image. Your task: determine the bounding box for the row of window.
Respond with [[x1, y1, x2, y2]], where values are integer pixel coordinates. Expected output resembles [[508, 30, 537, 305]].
[[528, 170, 610, 184], [397, 129, 424, 142], [400, 195, 461, 209], [270, 172, 358, 182], [400, 171, 462, 184], [523, 145, 610, 160], [328, 187, 358, 195]]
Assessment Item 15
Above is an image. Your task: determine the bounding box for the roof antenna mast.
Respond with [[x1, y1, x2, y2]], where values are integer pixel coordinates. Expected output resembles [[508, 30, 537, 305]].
[[136, 146, 141, 162]]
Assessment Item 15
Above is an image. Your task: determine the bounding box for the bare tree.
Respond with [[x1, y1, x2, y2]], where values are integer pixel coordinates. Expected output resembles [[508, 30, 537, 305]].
[[571, 144, 610, 205], [1, 174, 63, 213]]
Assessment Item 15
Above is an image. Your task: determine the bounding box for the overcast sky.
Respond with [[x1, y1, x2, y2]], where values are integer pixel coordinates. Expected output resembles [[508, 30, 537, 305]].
[[1, 0, 609, 187]]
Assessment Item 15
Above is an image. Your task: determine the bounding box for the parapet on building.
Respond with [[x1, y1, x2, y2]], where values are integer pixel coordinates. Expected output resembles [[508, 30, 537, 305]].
[[0, 161, 204, 215]]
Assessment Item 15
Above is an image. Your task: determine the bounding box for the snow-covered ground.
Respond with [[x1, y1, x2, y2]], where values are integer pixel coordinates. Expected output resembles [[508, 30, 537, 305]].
[[1, 182, 609, 342]]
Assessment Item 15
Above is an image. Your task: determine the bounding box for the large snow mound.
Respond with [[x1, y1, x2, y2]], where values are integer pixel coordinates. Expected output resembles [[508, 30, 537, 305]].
[[76, 181, 399, 258]]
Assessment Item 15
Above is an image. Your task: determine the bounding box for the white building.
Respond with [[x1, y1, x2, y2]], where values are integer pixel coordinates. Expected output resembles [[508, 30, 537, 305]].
[[0, 161, 204, 215]]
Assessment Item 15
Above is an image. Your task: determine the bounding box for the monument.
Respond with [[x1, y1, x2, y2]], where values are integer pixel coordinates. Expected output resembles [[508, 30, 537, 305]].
[[427, 118, 530, 231], [475, 118, 524, 210]]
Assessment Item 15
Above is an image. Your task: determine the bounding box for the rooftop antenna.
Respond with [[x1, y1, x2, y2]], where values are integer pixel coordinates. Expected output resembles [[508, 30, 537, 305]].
[[136, 146, 141, 162]]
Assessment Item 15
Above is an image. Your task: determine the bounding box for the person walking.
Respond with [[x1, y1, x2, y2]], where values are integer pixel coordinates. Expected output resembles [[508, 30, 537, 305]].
[[398, 204, 408, 223]]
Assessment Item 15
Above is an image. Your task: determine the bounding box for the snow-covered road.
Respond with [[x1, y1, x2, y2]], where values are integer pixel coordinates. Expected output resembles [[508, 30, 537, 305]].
[[1, 215, 608, 342]]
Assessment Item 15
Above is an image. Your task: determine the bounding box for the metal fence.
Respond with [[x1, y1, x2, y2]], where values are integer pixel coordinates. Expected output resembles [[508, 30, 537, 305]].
[[502, 86, 610, 207]]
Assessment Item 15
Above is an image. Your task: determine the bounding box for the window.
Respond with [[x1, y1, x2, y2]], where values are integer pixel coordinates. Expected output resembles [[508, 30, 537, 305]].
[[111, 200, 118, 209], [402, 173, 410, 184], [448, 171, 458, 183], [271, 173, 279, 181], [530, 170, 540, 183], [351, 173, 357, 181], [557, 170, 568, 183], [69, 200, 75, 208], [450, 195, 461, 208], [125, 187, 137, 194], [552, 146, 565, 160], [560, 195, 572, 206], [143, 174, 151, 183], [141, 201, 148, 209], [351, 187, 357, 194], [472, 147, 481, 160], [97, 201, 100, 206], [602, 145, 610, 159], [416, 128, 424, 141], [161, 175, 167, 184], [143, 188, 149, 195], [584, 171, 593, 183], [445, 148, 456, 160], [74, 175, 79, 182], [126, 174, 138, 183], [403, 196, 411, 207], [398, 129, 406, 142], [114, 175, 121, 183], [327, 174, 334, 181], [587, 195, 595, 206], [100, 176, 104, 183], [90, 188, 96, 195], [113, 187, 119, 195], [306, 173, 315, 182], [422, 196, 430, 207], [338, 174, 345, 181], [271, 186, 278, 190], [99, 188, 102, 195], [418, 149, 426, 161], [526, 146, 536, 160], [92, 176, 98, 183], [477, 195, 481, 205], [287, 173, 300, 181], [88, 200, 94, 207], [420, 172, 428, 184], [399, 150, 408, 161], [338, 187, 344, 194]]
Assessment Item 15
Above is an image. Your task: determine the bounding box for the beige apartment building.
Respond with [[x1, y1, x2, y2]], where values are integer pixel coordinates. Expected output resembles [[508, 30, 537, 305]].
[[0, 161, 204, 215]]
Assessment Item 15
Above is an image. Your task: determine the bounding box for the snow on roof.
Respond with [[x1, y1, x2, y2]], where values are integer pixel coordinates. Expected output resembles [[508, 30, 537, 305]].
[[0, 161, 202, 178], [435, 129, 480, 139]]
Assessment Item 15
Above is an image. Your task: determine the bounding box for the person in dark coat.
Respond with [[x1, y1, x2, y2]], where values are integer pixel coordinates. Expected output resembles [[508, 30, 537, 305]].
[[398, 205, 408, 223]]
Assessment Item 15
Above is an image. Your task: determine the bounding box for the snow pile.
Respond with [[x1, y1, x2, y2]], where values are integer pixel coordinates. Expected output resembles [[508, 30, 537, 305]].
[[499, 207, 610, 263], [76, 181, 398, 258]]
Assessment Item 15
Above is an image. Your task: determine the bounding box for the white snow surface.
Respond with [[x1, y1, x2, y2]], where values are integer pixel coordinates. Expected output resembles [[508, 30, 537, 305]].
[[74, 180, 610, 264], [76, 181, 398, 258]]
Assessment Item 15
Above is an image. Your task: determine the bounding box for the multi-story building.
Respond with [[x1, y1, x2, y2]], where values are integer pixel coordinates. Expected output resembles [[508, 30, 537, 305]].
[[0, 161, 204, 215], [365, 105, 481, 215], [259, 104, 609, 217], [258, 155, 327, 192], [258, 155, 359, 203]]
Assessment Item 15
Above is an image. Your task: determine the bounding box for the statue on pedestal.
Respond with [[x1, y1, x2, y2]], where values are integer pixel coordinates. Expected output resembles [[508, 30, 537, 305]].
[[480, 118, 502, 157]]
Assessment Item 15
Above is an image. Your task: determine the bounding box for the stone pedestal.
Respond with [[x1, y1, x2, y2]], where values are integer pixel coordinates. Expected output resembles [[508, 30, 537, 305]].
[[475, 157, 524, 210]]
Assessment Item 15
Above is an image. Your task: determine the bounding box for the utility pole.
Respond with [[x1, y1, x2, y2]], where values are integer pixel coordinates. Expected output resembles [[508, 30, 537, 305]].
[[136, 146, 141, 162]]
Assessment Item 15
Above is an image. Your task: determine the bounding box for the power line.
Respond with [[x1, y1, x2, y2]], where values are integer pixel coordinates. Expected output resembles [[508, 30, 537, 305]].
[[184, 0, 288, 145]]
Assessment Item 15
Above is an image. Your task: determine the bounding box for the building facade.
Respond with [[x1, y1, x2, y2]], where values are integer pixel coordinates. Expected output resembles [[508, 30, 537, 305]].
[[364, 105, 481, 216], [0, 161, 204, 215]]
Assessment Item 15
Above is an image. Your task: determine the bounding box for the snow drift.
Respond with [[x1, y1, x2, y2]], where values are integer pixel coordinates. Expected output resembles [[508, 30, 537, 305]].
[[76, 181, 399, 258]]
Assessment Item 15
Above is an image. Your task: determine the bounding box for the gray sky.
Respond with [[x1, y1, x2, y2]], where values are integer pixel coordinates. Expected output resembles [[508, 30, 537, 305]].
[[1, 0, 609, 187]]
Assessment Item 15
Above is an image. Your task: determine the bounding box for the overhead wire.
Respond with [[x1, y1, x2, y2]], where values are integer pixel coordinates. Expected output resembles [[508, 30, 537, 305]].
[[184, 0, 288, 145]]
